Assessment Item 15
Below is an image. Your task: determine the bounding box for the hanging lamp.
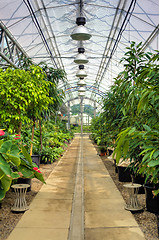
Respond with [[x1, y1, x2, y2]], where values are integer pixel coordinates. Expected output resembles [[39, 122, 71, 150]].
[[78, 91, 85, 97], [74, 47, 88, 64], [77, 78, 86, 86], [78, 86, 85, 92], [71, 17, 92, 41], [76, 65, 87, 78]]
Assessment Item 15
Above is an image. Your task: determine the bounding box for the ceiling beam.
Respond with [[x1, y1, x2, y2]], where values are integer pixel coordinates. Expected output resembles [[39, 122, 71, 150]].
[[0, 21, 28, 68]]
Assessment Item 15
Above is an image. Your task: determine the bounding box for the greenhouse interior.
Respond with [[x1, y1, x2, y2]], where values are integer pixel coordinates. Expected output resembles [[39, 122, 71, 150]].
[[0, 0, 159, 239]]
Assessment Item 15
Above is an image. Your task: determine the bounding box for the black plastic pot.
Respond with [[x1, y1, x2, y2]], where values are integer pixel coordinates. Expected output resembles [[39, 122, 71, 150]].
[[133, 174, 145, 194], [17, 178, 31, 192], [144, 183, 159, 214], [31, 155, 40, 167], [108, 149, 113, 156], [113, 159, 118, 173], [117, 166, 131, 182]]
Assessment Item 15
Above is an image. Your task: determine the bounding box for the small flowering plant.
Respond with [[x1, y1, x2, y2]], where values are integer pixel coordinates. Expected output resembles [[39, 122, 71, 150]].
[[33, 167, 41, 173], [0, 129, 45, 200]]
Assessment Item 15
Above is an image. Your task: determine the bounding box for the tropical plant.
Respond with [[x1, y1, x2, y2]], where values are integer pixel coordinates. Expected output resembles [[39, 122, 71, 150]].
[[0, 130, 45, 201], [91, 42, 159, 194], [112, 45, 159, 193]]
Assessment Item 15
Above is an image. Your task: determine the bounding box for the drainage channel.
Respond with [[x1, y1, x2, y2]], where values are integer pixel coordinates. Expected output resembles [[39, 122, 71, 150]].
[[68, 136, 84, 240]]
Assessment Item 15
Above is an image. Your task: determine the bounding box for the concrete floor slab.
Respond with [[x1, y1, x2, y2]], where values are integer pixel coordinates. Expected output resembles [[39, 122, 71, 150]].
[[85, 198, 125, 211], [39, 185, 75, 193], [29, 198, 72, 212], [44, 180, 75, 188], [34, 191, 73, 200], [16, 211, 71, 229], [85, 189, 123, 199], [85, 227, 145, 240], [85, 210, 138, 228], [84, 179, 120, 193], [7, 228, 68, 240]]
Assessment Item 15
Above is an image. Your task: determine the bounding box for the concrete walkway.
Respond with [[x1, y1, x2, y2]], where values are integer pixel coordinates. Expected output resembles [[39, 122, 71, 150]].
[[7, 135, 145, 240]]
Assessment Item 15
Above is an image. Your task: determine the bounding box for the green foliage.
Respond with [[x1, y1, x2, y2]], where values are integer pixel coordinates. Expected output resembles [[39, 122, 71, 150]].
[[0, 132, 45, 201], [71, 104, 94, 117], [0, 65, 53, 132], [91, 42, 159, 193], [21, 119, 73, 163], [71, 125, 91, 133]]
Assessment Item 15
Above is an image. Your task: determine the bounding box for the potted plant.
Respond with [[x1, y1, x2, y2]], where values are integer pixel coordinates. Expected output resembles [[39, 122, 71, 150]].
[[0, 129, 45, 201]]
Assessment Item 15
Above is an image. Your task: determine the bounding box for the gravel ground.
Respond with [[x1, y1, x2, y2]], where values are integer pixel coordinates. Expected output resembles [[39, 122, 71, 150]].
[[101, 154, 159, 240]]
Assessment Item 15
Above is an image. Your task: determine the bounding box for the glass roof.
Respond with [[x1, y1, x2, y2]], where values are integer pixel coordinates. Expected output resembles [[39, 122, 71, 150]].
[[0, 0, 159, 110]]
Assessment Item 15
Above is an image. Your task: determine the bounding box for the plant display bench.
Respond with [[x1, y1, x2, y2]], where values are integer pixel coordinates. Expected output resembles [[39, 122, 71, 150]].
[[11, 184, 30, 212], [123, 183, 143, 212]]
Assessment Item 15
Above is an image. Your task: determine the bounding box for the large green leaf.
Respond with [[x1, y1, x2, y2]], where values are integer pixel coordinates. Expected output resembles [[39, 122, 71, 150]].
[[0, 169, 5, 180], [143, 124, 151, 132], [0, 141, 20, 164], [34, 171, 45, 184], [0, 140, 3, 148], [153, 150, 159, 159], [6, 154, 21, 166], [116, 149, 121, 164], [0, 188, 5, 201], [10, 172, 20, 179], [0, 141, 12, 153], [148, 159, 159, 167], [0, 154, 11, 176], [10, 144, 20, 157], [1, 175, 12, 192], [18, 165, 33, 178], [20, 145, 32, 165], [123, 140, 129, 158]]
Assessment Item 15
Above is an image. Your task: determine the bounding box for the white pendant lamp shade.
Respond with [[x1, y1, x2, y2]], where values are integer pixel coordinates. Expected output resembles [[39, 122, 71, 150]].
[[76, 69, 87, 78], [76, 65, 87, 78], [71, 17, 92, 41], [74, 47, 88, 64], [78, 91, 85, 97], [78, 86, 85, 92], [71, 25, 91, 41], [74, 53, 88, 64], [77, 78, 86, 86]]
